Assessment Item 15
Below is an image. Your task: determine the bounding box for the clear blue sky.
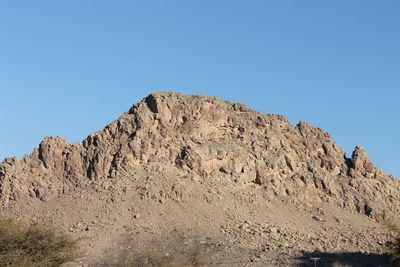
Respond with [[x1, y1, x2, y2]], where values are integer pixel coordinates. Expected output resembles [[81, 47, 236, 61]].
[[0, 1, 399, 178]]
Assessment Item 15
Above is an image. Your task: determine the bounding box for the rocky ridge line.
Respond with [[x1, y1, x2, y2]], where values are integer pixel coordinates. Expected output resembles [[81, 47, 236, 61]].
[[0, 92, 399, 221]]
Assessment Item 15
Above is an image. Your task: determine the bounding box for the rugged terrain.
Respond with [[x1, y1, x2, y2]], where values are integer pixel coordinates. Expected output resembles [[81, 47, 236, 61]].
[[0, 92, 399, 266]]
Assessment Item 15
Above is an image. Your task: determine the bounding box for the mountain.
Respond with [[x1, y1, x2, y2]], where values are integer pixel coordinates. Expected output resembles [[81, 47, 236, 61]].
[[0, 92, 398, 266]]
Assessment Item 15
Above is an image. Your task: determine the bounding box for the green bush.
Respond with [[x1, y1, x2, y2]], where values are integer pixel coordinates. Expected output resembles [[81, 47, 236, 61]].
[[385, 223, 400, 266], [0, 215, 80, 267]]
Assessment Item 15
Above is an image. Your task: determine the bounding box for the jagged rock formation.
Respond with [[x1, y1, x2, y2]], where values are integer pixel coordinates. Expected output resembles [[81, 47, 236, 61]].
[[1, 92, 399, 221]]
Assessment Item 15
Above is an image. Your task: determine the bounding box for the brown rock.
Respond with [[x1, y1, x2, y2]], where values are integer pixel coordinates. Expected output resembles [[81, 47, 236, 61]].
[[0, 92, 399, 222]]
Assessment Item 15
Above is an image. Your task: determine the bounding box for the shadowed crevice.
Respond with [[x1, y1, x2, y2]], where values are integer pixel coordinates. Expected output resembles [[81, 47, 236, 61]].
[[295, 251, 390, 267], [144, 94, 158, 113]]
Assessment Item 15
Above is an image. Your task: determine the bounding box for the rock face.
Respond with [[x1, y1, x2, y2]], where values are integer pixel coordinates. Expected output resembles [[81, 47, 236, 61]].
[[0, 92, 399, 221]]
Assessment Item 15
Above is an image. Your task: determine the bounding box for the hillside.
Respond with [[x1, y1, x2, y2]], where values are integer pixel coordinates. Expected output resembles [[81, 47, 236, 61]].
[[1, 92, 399, 266]]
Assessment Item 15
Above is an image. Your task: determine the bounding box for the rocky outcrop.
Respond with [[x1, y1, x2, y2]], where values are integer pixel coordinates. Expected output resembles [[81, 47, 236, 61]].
[[1, 92, 399, 221]]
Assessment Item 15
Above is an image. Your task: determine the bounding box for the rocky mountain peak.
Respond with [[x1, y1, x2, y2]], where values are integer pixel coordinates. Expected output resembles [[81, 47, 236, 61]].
[[0, 92, 399, 221]]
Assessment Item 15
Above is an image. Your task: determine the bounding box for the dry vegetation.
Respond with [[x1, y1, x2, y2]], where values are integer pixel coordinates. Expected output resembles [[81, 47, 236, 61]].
[[98, 234, 209, 267], [0, 215, 80, 267], [112, 247, 208, 267], [0, 214, 209, 267], [385, 223, 400, 266]]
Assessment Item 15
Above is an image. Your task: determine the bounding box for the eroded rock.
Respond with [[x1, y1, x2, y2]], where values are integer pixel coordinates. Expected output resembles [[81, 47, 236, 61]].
[[0, 92, 399, 221]]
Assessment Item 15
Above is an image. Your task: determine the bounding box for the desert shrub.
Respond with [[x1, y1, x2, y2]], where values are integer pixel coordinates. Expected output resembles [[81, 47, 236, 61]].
[[0, 215, 80, 267], [100, 234, 208, 267], [331, 263, 351, 267], [117, 250, 178, 267], [114, 246, 208, 267], [385, 223, 400, 266]]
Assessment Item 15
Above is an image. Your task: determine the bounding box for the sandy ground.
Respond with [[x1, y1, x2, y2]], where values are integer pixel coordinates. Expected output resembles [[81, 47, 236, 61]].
[[2, 164, 392, 267]]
